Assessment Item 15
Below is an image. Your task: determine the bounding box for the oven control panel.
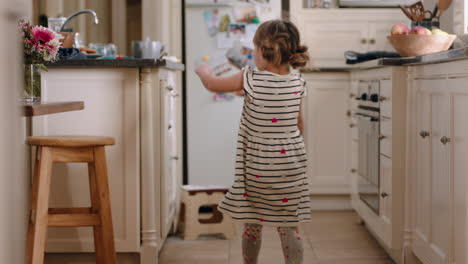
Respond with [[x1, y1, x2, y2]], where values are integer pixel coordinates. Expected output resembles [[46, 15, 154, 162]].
[[356, 81, 381, 109]]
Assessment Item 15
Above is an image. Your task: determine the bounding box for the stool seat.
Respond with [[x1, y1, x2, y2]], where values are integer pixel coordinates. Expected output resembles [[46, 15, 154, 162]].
[[27, 136, 115, 147]]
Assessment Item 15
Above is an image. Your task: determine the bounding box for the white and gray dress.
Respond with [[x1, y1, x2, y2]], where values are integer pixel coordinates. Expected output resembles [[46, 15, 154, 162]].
[[218, 66, 311, 227]]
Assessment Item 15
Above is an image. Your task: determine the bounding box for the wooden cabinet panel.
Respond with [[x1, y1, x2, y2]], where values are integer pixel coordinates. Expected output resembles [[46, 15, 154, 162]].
[[34, 69, 141, 252], [304, 73, 350, 194], [380, 117, 392, 158], [412, 79, 451, 263], [379, 155, 392, 226], [380, 80, 392, 119], [301, 21, 367, 68], [447, 79, 468, 264]]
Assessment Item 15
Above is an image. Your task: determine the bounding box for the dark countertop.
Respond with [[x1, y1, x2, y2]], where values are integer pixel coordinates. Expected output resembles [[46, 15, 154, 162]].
[[301, 47, 468, 72], [45, 59, 185, 71], [23, 101, 84, 117]]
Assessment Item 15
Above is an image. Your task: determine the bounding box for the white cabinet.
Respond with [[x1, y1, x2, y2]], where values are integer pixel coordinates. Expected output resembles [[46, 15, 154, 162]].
[[302, 73, 350, 195], [37, 66, 183, 264], [34, 69, 141, 252], [349, 67, 407, 263], [289, 3, 409, 68], [407, 64, 468, 264]]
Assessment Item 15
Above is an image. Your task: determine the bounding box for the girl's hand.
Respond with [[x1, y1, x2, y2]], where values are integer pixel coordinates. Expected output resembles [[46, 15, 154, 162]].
[[195, 64, 213, 77]]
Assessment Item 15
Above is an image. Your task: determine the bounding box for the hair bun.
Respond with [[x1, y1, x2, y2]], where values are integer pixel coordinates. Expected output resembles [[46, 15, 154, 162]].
[[289, 45, 309, 69]]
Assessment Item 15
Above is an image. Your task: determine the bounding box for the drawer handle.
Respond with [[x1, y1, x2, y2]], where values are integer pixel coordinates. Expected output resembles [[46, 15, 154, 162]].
[[379, 96, 387, 102], [166, 86, 174, 92], [171, 156, 179, 160], [440, 136, 451, 145], [379, 135, 386, 141], [369, 39, 376, 44], [361, 39, 367, 44], [350, 124, 356, 128], [381, 192, 389, 198], [168, 124, 172, 130], [350, 168, 357, 173], [419, 131, 430, 138]]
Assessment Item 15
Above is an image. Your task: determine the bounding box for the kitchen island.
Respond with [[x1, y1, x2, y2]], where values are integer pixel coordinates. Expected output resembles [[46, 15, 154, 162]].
[[346, 49, 468, 264], [37, 59, 184, 264]]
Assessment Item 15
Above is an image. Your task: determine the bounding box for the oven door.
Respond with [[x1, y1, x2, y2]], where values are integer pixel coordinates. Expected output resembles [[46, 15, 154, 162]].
[[356, 112, 380, 215]]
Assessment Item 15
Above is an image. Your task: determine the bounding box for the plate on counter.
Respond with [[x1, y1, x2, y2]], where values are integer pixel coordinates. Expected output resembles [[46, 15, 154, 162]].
[[85, 54, 102, 59]]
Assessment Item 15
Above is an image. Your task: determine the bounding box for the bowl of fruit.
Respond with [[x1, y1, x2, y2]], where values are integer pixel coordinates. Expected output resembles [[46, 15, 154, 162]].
[[387, 24, 457, 57]]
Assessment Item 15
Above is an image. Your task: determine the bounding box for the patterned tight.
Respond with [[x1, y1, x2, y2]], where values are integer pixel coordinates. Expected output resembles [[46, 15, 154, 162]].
[[242, 223, 304, 264]]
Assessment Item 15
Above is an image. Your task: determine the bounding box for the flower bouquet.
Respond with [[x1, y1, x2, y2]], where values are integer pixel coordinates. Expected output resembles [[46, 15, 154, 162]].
[[18, 20, 62, 102]]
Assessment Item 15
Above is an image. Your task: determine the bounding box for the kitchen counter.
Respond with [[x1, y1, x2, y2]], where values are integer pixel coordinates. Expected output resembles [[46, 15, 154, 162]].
[[301, 46, 468, 72], [45, 58, 185, 71], [23, 101, 84, 117]]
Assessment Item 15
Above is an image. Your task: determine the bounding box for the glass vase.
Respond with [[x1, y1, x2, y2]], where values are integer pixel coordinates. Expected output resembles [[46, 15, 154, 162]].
[[23, 64, 41, 103]]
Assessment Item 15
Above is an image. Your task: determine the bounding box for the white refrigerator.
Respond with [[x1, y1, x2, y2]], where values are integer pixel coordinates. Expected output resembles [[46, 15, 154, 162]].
[[185, 0, 281, 186]]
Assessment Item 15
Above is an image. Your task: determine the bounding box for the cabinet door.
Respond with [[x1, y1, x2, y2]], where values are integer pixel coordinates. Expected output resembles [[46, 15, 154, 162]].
[[300, 21, 368, 68], [447, 79, 468, 264], [412, 79, 451, 264], [368, 22, 396, 52], [160, 72, 179, 239], [34, 69, 140, 252], [379, 155, 392, 228], [303, 74, 350, 194]]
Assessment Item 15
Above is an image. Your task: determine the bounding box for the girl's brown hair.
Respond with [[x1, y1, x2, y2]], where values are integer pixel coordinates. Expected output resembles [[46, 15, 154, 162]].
[[253, 20, 309, 69]]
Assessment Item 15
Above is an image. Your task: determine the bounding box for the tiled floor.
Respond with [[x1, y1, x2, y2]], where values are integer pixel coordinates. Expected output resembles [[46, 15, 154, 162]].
[[160, 210, 395, 264]]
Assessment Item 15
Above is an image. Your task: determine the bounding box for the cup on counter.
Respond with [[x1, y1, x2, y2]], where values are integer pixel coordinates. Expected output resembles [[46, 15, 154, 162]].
[[132, 39, 163, 59], [88, 43, 118, 56]]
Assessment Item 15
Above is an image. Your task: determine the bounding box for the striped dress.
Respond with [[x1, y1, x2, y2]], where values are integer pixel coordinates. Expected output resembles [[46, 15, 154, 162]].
[[218, 66, 311, 227]]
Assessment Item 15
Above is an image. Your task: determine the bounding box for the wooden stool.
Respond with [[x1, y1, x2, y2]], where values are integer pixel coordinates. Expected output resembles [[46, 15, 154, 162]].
[[179, 186, 235, 240], [26, 136, 117, 264]]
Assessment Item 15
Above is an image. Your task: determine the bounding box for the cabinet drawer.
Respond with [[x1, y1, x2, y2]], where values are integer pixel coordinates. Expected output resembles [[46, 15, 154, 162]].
[[380, 80, 392, 118], [380, 117, 392, 158]]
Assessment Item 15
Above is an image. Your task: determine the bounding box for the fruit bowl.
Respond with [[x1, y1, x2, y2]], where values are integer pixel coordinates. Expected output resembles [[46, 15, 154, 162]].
[[387, 34, 457, 57]]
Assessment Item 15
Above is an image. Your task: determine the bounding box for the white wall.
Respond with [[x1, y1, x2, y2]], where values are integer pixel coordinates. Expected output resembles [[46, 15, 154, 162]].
[[423, 0, 455, 33], [0, 0, 31, 263]]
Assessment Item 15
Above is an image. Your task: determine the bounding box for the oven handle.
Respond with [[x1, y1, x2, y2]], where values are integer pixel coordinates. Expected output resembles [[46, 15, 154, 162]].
[[354, 113, 379, 122]]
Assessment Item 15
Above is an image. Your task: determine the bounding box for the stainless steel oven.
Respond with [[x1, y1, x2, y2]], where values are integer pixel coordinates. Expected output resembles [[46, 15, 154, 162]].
[[355, 80, 381, 215]]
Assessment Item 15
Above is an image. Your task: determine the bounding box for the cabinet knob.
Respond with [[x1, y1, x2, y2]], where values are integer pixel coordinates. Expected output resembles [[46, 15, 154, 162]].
[[171, 156, 179, 160], [346, 110, 351, 117], [349, 93, 357, 98], [166, 86, 174, 91], [440, 136, 451, 145], [350, 124, 356, 128], [168, 124, 172, 130], [350, 168, 357, 173], [379, 135, 386, 141], [419, 131, 430, 138], [379, 96, 387, 102], [369, 39, 376, 44], [381, 192, 389, 198], [361, 39, 367, 44]]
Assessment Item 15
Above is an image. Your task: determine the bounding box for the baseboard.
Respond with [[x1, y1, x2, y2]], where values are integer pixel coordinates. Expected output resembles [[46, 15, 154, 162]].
[[309, 194, 352, 210], [45, 253, 139, 264]]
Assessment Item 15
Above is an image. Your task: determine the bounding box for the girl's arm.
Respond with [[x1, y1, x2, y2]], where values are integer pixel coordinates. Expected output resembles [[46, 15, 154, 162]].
[[195, 64, 243, 93], [298, 102, 304, 135]]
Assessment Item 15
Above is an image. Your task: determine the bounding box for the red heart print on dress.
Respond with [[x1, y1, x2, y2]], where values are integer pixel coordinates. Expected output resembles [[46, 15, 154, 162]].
[[282, 197, 289, 203], [272, 118, 278, 123], [280, 149, 286, 154]]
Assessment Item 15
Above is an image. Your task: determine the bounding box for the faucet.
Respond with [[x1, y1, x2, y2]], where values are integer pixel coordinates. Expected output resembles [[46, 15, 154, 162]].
[[59, 9, 99, 32]]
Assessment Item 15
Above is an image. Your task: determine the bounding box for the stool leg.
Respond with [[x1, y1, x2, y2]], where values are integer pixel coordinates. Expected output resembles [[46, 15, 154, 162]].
[[89, 146, 116, 264], [26, 147, 53, 264]]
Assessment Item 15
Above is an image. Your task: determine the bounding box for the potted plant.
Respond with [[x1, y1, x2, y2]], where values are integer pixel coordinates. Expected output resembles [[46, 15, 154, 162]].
[[18, 20, 62, 102]]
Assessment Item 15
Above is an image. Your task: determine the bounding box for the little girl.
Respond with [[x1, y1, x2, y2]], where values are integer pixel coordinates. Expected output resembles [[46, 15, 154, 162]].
[[195, 20, 311, 264]]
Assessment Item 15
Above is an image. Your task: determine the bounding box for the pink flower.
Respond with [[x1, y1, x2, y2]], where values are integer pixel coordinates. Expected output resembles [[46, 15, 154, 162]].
[[32, 26, 55, 44]]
